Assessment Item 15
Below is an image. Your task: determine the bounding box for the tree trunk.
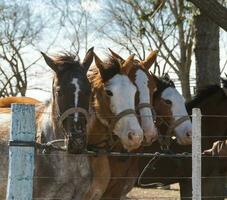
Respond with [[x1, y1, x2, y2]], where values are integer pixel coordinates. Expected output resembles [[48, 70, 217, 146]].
[[194, 14, 220, 92], [187, 0, 227, 32], [180, 71, 191, 101]]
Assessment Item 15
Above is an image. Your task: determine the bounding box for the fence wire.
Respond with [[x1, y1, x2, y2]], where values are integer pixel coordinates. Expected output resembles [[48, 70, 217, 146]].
[[1, 112, 227, 199]]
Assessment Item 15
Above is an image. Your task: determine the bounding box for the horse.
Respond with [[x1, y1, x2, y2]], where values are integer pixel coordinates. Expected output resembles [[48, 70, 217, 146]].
[[84, 53, 144, 200], [98, 50, 192, 199], [0, 47, 94, 199], [108, 49, 158, 144], [0, 96, 41, 107], [138, 78, 227, 200]]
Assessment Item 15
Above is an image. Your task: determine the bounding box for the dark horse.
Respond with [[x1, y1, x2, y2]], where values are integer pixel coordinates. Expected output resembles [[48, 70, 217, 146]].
[[138, 78, 227, 200], [0, 48, 94, 199]]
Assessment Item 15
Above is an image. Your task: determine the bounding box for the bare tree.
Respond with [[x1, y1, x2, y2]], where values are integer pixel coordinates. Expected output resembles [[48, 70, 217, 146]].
[[187, 0, 227, 31], [102, 0, 195, 101], [194, 13, 220, 91], [50, 0, 94, 54], [0, 2, 44, 97]]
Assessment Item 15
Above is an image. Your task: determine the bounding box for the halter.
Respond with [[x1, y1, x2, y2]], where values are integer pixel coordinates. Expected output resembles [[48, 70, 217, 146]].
[[93, 108, 138, 151], [53, 86, 89, 135], [157, 115, 190, 150], [51, 88, 90, 153], [57, 107, 89, 129], [136, 103, 157, 122]]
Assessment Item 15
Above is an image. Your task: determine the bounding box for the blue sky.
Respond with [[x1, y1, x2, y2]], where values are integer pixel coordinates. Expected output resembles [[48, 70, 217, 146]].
[[2, 0, 227, 101]]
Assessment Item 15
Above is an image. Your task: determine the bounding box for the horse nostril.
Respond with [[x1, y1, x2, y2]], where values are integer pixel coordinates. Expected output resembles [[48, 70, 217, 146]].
[[186, 131, 192, 137], [128, 131, 135, 141]]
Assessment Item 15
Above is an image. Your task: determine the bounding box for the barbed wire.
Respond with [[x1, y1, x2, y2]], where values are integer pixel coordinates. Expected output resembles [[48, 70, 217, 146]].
[[31, 197, 227, 200], [2, 112, 227, 118], [1, 150, 227, 157], [0, 131, 226, 139], [0, 176, 226, 180]]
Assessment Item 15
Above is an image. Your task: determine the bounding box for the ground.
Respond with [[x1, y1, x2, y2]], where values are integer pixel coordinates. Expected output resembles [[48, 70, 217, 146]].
[[127, 184, 180, 200]]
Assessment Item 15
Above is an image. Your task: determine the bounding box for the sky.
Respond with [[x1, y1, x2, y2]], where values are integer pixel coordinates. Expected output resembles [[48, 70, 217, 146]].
[[2, 0, 227, 101]]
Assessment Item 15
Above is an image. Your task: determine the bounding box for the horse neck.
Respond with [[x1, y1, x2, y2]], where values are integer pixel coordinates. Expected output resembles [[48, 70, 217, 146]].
[[87, 105, 110, 146], [51, 100, 65, 139], [37, 100, 63, 142]]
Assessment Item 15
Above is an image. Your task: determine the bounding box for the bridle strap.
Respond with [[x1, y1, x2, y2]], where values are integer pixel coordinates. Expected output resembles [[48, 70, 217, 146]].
[[158, 115, 190, 150], [136, 103, 156, 121], [57, 107, 89, 129], [108, 109, 137, 134], [96, 109, 137, 150], [166, 116, 190, 135]]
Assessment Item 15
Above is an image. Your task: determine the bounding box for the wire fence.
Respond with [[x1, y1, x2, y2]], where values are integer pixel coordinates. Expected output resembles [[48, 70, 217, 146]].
[[1, 110, 227, 199]]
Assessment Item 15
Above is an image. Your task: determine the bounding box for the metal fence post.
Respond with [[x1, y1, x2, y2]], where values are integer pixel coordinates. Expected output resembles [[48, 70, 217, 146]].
[[6, 104, 36, 200], [192, 108, 202, 200]]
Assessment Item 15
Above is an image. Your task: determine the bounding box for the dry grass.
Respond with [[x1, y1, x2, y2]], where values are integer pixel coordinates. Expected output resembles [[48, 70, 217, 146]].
[[127, 184, 180, 200]]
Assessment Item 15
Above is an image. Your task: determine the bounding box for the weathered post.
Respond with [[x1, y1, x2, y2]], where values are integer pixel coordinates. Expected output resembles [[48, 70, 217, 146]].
[[6, 104, 36, 200], [192, 108, 202, 200]]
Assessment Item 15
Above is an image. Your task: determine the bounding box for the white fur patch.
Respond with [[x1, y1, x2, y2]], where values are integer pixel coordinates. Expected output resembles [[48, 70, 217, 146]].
[[161, 87, 192, 144], [0, 113, 10, 123], [71, 78, 80, 122], [135, 69, 157, 141], [104, 74, 143, 151]]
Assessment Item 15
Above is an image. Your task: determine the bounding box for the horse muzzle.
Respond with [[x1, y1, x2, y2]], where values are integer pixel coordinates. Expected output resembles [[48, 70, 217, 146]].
[[67, 131, 87, 154]]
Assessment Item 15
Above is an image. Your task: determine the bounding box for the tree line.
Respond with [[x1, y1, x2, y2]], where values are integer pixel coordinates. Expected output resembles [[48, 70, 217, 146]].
[[0, 0, 226, 101]]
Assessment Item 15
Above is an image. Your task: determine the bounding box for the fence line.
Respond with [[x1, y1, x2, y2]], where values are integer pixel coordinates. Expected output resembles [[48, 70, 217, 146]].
[[3, 105, 227, 199], [192, 108, 201, 200], [6, 104, 36, 200]]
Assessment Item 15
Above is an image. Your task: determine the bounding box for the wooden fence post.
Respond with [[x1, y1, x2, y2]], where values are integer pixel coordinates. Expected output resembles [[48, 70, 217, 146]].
[[192, 108, 202, 200], [6, 104, 36, 200]]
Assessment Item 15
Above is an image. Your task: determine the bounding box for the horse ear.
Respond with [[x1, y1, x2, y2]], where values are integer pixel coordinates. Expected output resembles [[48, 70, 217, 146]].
[[141, 50, 158, 70], [163, 73, 170, 81], [41, 52, 58, 73], [122, 54, 135, 74], [108, 48, 125, 64], [82, 47, 94, 72], [94, 53, 106, 80]]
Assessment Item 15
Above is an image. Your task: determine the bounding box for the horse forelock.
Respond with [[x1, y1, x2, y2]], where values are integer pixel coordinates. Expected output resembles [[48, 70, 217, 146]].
[[89, 56, 122, 85], [51, 53, 84, 74], [153, 76, 175, 98], [53, 52, 79, 65]]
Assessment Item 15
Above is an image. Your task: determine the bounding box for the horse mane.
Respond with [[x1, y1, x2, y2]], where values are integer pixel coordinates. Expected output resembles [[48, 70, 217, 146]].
[[186, 85, 222, 111], [88, 56, 121, 88], [54, 52, 79, 63], [52, 52, 81, 70], [153, 76, 175, 97]]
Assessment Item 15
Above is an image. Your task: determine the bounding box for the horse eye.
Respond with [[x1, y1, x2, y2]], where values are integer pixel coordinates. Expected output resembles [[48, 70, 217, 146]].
[[55, 86, 60, 92], [105, 90, 113, 96], [165, 99, 172, 105]]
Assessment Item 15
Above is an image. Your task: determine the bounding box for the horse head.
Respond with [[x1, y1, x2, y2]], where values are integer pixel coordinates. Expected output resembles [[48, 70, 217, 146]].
[[153, 75, 192, 146], [108, 49, 158, 144], [88, 53, 143, 151], [41, 47, 94, 153]]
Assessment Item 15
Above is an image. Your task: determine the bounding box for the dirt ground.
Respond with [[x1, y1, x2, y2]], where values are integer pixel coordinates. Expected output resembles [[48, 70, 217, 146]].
[[127, 184, 180, 200]]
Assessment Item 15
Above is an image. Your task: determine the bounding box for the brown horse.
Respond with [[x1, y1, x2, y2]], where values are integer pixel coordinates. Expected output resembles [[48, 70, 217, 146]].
[[84, 53, 144, 200], [109, 49, 158, 144], [100, 51, 192, 199], [0, 48, 94, 199], [0, 97, 41, 107], [138, 79, 227, 200]]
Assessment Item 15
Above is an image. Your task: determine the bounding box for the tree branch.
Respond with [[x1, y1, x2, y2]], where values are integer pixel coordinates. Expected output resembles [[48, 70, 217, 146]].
[[187, 0, 227, 31]]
